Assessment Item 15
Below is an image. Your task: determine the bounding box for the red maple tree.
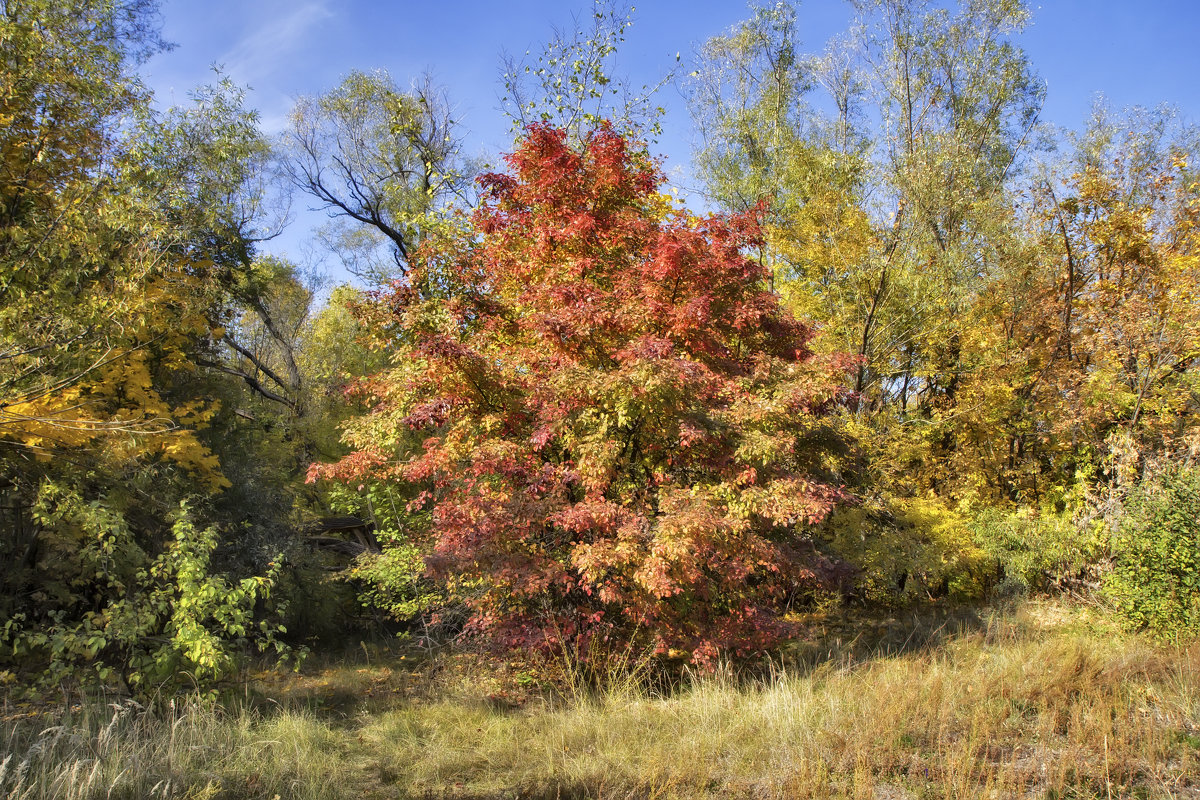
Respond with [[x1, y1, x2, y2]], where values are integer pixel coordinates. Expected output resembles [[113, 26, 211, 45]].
[[313, 124, 851, 665]]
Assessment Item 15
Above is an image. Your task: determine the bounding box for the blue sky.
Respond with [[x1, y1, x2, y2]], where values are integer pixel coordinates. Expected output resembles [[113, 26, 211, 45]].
[[142, 0, 1200, 271]]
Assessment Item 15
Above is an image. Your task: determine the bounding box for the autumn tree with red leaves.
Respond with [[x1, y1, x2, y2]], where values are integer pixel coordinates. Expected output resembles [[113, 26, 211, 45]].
[[311, 124, 851, 666]]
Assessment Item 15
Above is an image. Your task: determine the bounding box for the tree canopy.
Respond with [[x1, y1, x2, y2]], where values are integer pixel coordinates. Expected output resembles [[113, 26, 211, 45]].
[[3, 0, 1200, 692]]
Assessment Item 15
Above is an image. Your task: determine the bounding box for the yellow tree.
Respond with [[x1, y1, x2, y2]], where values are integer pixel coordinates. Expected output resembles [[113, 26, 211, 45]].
[[0, 0, 293, 689], [941, 108, 1200, 504]]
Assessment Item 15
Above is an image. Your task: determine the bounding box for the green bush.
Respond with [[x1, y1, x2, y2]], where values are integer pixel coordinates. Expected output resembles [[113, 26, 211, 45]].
[[1103, 465, 1200, 639], [1, 486, 292, 692], [324, 482, 442, 626], [345, 543, 441, 622], [971, 506, 1107, 596]]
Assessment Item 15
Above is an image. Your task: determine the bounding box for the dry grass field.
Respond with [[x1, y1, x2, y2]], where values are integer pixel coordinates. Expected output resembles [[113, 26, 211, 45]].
[[3, 599, 1198, 799]]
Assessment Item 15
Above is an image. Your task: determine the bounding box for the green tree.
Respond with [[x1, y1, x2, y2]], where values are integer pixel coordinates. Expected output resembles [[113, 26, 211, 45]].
[[500, 0, 674, 143], [686, 1, 872, 352], [282, 71, 466, 282], [688, 1, 1047, 500], [0, 0, 298, 690]]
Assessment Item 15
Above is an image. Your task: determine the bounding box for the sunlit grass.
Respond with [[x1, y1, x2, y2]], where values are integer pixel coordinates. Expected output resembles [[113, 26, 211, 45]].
[[0, 698, 353, 799], [4, 599, 1198, 799]]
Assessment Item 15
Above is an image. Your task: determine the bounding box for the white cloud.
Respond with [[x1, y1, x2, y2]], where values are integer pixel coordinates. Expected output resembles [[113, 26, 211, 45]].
[[219, 1, 333, 87]]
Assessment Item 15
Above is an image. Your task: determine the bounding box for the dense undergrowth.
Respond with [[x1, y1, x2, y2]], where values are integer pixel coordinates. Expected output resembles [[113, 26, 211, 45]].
[[3, 599, 1197, 799]]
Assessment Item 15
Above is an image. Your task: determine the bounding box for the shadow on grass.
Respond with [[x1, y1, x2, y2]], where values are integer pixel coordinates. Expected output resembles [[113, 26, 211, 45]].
[[234, 636, 444, 724], [25, 601, 993, 728], [401, 784, 695, 800], [780, 602, 990, 675]]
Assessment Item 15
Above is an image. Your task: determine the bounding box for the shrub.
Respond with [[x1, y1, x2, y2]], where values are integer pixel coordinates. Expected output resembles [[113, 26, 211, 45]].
[[320, 481, 441, 629], [824, 498, 992, 605], [1103, 464, 1200, 639], [1, 487, 290, 692], [971, 505, 1107, 597]]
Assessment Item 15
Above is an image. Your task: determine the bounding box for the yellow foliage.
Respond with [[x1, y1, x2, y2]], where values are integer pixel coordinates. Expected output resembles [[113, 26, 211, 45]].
[[823, 496, 992, 605], [1, 267, 230, 488]]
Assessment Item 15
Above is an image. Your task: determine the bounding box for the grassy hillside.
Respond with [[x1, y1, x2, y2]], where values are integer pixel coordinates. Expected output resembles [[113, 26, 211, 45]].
[[3, 600, 1197, 799]]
